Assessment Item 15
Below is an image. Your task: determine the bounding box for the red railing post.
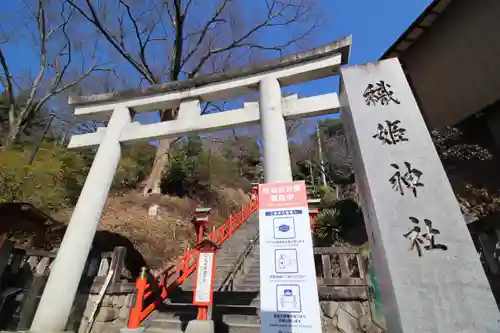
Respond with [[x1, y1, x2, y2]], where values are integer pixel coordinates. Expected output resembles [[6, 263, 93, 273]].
[[128, 267, 148, 329], [308, 198, 321, 233]]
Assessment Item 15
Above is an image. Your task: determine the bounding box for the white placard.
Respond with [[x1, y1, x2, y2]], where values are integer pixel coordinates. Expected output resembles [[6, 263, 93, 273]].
[[259, 181, 322, 333], [193, 252, 214, 305]]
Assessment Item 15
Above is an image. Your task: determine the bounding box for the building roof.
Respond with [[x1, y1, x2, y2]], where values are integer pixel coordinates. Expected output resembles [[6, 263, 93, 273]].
[[381, 0, 454, 60], [0, 202, 55, 223]]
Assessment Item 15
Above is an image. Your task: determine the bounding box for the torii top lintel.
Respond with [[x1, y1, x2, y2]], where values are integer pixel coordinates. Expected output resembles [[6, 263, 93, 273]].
[[69, 36, 351, 120]]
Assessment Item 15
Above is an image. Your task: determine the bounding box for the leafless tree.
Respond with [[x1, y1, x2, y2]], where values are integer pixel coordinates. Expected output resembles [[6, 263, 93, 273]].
[[0, 0, 111, 147], [64, 0, 323, 196], [289, 122, 352, 186]]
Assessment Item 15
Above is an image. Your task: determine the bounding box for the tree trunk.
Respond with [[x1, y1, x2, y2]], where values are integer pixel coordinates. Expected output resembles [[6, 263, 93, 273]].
[[2, 114, 23, 148], [143, 108, 178, 197], [143, 138, 173, 196]]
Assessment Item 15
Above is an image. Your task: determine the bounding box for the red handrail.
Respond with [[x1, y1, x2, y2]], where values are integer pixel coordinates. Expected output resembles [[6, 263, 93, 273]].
[[128, 197, 259, 327]]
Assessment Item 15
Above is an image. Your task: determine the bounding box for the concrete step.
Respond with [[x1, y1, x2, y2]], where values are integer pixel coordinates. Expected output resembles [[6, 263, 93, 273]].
[[163, 297, 261, 309], [239, 272, 259, 279], [232, 285, 260, 292], [148, 305, 260, 332], [215, 258, 240, 265], [167, 291, 260, 306], [237, 278, 260, 287], [244, 267, 260, 275], [145, 319, 259, 333]]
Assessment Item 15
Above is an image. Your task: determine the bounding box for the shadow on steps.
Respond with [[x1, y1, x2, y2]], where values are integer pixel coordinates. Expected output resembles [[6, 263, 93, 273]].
[[163, 289, 260, 306]]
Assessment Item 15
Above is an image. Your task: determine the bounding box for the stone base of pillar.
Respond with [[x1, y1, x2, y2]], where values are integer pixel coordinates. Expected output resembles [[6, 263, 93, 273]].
[[185, 319, 215, 333], [119, 328, 145, 333], [22, 331, 75, 333]]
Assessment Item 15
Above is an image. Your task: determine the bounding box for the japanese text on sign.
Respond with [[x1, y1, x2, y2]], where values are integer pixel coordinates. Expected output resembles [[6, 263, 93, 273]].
[[364, 79, 448, 256]]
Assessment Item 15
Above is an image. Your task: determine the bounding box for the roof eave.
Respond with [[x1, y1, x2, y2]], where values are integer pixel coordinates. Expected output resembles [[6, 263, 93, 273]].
[[380, 0, 454, 60]]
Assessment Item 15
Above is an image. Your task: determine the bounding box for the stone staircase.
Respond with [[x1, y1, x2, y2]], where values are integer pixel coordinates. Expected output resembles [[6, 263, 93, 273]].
[[138, 213, 383, 333], [142, 213, 261, 333]]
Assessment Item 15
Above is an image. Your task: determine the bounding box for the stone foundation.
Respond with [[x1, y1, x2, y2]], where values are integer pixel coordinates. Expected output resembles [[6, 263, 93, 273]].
[[320, 301, 385, 333], [68, 295, 383, 333], [70, 292, 134, 333]]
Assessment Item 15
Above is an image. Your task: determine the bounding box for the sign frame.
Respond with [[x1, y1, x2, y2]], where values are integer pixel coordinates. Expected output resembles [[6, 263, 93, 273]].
[[192, 251, 216, 306]]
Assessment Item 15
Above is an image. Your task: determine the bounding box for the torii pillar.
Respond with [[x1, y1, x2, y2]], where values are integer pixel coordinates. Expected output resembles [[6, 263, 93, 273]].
[[30, 107, 132, 332], [29, 83, 292, 332], [29, 37, 344, 330]]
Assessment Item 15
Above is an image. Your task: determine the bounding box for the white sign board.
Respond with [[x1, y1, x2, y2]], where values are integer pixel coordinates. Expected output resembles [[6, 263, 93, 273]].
[[193, 252, 215, 305], [259, 181, 321, 333]]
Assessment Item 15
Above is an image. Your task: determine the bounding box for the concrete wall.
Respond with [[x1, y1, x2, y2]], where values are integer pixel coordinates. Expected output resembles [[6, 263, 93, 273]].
[[399, 0, 500, 129]]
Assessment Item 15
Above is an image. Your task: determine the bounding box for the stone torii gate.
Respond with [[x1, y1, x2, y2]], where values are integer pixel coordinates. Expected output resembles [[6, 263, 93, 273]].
[[30, 36, 500, 333]]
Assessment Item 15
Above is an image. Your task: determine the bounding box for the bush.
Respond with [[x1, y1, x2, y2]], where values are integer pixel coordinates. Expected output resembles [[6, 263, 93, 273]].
[[0, 143, 89, 210], [0, 140, 157, 211], [314, 198, 364, 246], [161, 137, 245, 200], [315, 208, 342, 244], [114, 142, 156, 188]]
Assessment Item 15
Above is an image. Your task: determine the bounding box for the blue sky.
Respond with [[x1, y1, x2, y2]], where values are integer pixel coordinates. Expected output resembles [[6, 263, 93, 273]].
[[257, 0, 433, 137], [2, 0, 432, 135], [288, 0, 432, 98]]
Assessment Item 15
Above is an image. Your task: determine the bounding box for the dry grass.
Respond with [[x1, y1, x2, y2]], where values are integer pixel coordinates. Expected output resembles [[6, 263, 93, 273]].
[[54, 188, 250, 270]]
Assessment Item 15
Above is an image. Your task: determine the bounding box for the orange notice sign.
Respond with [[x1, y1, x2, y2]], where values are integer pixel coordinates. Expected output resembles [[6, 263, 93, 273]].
[[258, 181, 308, 209]]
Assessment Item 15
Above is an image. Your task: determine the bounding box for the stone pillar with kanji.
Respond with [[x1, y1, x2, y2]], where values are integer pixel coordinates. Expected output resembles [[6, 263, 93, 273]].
[[340, 58, 500, 333]]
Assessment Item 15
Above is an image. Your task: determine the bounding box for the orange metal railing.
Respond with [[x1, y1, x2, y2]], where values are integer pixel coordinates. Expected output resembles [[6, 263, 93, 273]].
[[128, 196, 259, 328]]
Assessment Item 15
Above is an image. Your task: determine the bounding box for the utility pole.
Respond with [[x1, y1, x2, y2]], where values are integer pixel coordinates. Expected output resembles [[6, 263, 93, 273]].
[[316, 122, 327, 187]]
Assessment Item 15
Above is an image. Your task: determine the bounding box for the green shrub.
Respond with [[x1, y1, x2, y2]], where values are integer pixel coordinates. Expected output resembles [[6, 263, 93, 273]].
[[314, 198, 364, 246], [114, 142, 156, 188], [162, 137, 246, 200], [315, 208, 342, 244], [0, 140, 156, 211], [0, 143, 88, 210]]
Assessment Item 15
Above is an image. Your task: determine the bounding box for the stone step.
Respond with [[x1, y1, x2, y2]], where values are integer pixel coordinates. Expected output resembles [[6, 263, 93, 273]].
[[237, 277, 260, 286], [239, 272, 259, 279], [145, 325, 259, 333], [148, 306, 260, 332], [164, 298, 261, 309], [167, 291, 260, 306], [232, 285, 260, 292], [244, 267, 260, 275], [215, 257, 240, 265], [145, 319, 259, 333]]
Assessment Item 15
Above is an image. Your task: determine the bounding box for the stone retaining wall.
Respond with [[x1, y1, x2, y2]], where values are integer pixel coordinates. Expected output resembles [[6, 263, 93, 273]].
[[69, 295, 384, 333], [70, 291, 135, 333], [321, 301, 385, 333]]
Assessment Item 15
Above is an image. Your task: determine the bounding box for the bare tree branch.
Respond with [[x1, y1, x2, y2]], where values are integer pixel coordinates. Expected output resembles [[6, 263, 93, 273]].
[[65, 0, 158, 84], [1, 0, 111, 147], [0, 47, 15, 127], [118, 0, 156, 82], [181, 0, 229, 69], [188, 0, 316, 77], [61, 0, 323, 196]]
